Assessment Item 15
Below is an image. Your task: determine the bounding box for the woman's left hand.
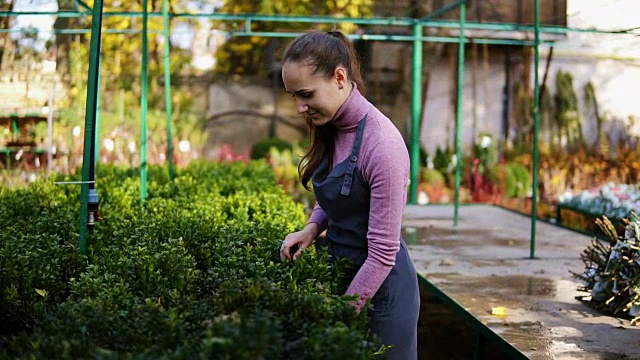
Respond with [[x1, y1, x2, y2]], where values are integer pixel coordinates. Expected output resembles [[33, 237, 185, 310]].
[[280, 223, 319, 261]]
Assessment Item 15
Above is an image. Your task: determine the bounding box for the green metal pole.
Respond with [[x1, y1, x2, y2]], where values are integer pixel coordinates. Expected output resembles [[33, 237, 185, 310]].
[[46, 85, 55, 176], [140, 0, 149, 201], [79, 0, 104, 256], [0, 10, 635, 37], [454, 2, 466, 226], [95, 58, 101, 162], [531, 0, 541, 259], [163, 0, 175, 181], [0, 10, 83, 17], [409, 22, 423, 205], [0, 27, 555, 47]]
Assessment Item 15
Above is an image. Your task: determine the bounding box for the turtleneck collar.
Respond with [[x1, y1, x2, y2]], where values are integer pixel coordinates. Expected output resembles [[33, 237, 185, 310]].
[[331, 83, 371, 132]]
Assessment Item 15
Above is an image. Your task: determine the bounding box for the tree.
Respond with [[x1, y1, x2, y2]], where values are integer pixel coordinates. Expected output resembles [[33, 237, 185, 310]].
[[55, 1, 195, 108], [0, 0, 16, 71], [554, 70, 582, 150], [584, 81, 604, 153], [50, 0, 208, 160], [212, 0, 374, 77]]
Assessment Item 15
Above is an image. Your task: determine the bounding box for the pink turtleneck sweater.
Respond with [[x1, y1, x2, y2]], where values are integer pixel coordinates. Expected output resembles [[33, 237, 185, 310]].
[[307, 85, 409, 311]]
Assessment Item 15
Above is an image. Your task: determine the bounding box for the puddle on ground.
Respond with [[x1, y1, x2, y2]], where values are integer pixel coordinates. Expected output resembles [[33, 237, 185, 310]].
[[403, 226, 528, 248], [467, 258, 518, 268], [427, 273, 557, 299], [546, 351, 633, 360]]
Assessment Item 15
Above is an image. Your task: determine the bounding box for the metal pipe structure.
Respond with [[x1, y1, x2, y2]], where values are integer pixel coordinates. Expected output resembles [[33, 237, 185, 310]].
[[0, 27, 555, 47], [409, 23, 423, 204], [409, 0, 465, 206], [46, 84, 55, 176], [163, 0, 175, 181], [95, 58, 101, 161], [78, 0, 104, 256], [454, 2, 466, 226], [140, 0, 149, 201], [531, 0, 542, 258], [4, 3, 623, 257], [0, 11, 634, 36]]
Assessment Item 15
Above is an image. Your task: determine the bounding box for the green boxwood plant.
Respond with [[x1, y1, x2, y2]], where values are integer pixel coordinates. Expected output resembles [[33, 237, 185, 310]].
[[0, 161, 382, 359]]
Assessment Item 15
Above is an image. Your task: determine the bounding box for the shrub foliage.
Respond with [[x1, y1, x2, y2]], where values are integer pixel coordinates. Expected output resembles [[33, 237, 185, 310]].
[[0, 161, 380, 359]]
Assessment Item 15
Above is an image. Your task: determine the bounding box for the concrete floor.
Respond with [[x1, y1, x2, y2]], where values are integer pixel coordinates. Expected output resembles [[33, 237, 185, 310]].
[[404, 204, 640, 360]]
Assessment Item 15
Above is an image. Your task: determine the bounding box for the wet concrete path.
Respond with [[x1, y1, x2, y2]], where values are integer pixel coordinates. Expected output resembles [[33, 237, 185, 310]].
[[404, 204, 640, 360]]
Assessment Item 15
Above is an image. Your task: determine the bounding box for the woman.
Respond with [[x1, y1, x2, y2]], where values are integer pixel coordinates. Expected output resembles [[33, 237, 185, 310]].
[[279, 30, 420, 359]]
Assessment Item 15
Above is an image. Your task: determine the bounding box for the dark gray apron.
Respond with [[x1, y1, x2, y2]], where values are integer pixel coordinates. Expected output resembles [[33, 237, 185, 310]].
[[312, 115, 419, 360]]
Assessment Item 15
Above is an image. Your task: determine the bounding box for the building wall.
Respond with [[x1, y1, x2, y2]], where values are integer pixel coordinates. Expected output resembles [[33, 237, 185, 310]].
[[203, 79, 307, 157], [199, 0, 640, 160], [536, 52, 640, 148], [420, 48, 508, 155], [436, 0, 566, 26], [418, 47, 640, 156]]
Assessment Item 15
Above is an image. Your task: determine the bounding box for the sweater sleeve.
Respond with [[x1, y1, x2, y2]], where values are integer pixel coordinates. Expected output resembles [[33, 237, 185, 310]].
[[307, 201, 329, 231], [345, 136, 409, 311]]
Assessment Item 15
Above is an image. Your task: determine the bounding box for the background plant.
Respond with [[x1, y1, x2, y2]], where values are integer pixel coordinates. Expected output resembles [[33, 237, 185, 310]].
[[574, 214, 640, 324]]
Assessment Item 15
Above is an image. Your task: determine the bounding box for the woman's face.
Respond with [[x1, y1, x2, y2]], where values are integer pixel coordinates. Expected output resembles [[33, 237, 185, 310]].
[[282, 61, 349, 127]]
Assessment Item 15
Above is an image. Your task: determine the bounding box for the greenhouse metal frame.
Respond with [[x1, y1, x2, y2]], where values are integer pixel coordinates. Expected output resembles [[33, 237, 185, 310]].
[[1, 0, 635, 257]]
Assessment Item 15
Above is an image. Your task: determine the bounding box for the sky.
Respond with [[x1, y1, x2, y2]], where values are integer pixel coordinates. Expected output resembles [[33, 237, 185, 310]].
[[7, 0, 223, 51], [11, 0, 57, 51]]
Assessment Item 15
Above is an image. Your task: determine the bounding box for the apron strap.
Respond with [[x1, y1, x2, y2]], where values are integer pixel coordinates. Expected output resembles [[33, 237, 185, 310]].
[[340, 114, 368, 196]]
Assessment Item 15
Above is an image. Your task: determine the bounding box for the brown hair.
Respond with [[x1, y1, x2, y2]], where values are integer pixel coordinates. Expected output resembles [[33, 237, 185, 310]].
[[282, 30, 365, 190]]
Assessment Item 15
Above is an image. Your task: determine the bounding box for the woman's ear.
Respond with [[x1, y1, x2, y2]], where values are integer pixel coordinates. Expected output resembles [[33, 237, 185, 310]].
[[334, 66, 348, 89]]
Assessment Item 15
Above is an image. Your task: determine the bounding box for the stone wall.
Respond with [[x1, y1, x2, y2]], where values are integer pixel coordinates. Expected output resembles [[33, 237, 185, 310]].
[[202, 79, 307, 157]]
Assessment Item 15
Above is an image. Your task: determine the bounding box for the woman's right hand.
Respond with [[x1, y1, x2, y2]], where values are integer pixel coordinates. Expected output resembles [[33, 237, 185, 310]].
[[280, 223, 320, 261]]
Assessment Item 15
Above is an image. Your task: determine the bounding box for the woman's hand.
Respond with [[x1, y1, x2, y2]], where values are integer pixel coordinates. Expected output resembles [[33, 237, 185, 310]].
[[280, 223, 321, 261]]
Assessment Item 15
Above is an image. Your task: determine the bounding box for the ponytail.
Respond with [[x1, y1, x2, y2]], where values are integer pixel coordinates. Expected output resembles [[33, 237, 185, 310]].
[[282, 30, 366, 95], [325, 31, 366, 94]]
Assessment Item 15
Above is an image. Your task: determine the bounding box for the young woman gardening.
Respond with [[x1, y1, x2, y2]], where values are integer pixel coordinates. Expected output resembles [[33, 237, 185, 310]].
[[279, 30, 420, 360]]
